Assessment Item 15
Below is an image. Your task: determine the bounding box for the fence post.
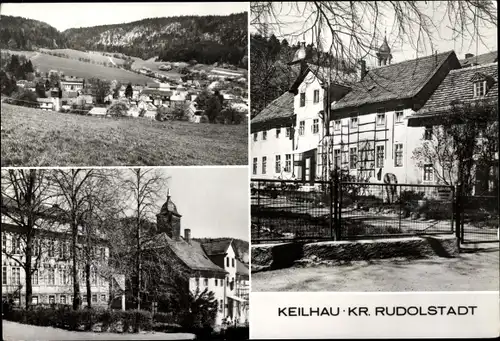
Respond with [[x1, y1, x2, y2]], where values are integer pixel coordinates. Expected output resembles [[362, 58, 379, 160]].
[[333, 170, 340, 241], [454, 184, 461, 243], [257, 180, 261, 242], [330, 180, 334, 240]]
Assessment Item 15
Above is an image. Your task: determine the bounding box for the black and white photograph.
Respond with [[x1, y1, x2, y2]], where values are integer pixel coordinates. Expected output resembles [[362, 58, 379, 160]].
[[0, 2, 249, 167], [249, 1, 498, 292], [1, 167, 249, 340]]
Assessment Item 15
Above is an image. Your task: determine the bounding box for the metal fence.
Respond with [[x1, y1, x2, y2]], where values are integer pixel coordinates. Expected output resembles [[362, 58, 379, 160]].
[[251, 178, 455, 244], [251, 179, 334, 243], [458, 194, 499, 243]]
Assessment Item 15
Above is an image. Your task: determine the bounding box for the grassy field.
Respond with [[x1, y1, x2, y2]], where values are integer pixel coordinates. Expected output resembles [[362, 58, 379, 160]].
[[38, 48, 120, 64], [1, 103, 248, 167], [27, 52, 154, 84]]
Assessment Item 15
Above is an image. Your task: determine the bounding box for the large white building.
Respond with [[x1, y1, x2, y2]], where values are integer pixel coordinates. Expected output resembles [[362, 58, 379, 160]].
[[251, 39, 498, 189]]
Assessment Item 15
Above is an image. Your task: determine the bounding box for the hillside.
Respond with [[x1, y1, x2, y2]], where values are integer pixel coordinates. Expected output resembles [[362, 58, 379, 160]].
[[0, 13, 248, 67], [0, 15, 67, 50], [193, 237, 249, 264]]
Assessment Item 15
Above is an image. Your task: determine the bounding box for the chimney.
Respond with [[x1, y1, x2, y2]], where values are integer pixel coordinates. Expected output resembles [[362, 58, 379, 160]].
[[465, 53, 474, 59], [359, 59, 367, 80], [184, 229, 191, 243]]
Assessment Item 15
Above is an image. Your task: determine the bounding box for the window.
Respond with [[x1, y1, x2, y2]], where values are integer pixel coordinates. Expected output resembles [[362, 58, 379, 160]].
[[312, 119, 319, 134], [253, 133, 257, 142], [83, 295, 87, 303], [60, 295, 66, 304], [299, 121, 305, 135], [12, 237, 21, 254], [226, 257, 229, 267], [286, 127, 291, 137], [275, 155, 281, 173], [285, 154, 292, 172], [423, 164, 434, 181], [92, 294, 97, 303], [32, 296, 38, 305], [424, 126, 432, 140], [376, 113, 385, 126], [350, 117, 358, 129], [350, 148, 358, 169], [300, 92, 305, 107], [91, 268, 97, 285], [262, 131, 267, 140], [394, 143, 403, 167], [231, 258, 235, 267], [215, 279, 218, 286], [334, 120, 341, 131], [100, 247, 106, 261], [203, 278, 208, 286], [48, 240, 55, 257], [334, 149, 341, 168], [48, 268, 55, 285], [2, 267, 7, 285], [33, 240, 39, 257], [395, 111, 404, 124], [101, 295, 106, 302], [252, 158, 257, 175], [376, 145, 385, 168], [313, 89, 320, 103], [195, 278, 199, 287], [2, 235, 6, 252], [59, 242, 67, 259], [262, 156, 267, 174], [219, 299, 223, 311], [12, 267, 20, 285], [474, 81, 486, 97], [33, 270, 38, 285], [276, 128, 281, 138], [49, 295, 55, 304]]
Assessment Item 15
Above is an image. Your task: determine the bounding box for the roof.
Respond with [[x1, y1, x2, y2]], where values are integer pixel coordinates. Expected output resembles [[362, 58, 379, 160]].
[[410, 62, 498, 124], [332, 51, 459, 112], [159, 196, 181, 217], [236, 259, 249, 277], [141, 89, 172, 97], [146, 233, 227, 274], [378, 37, 391, 53], [37, 98, 53, 103], [251, 92, 294, 132], [460, 51, 497, 67], [289, 64, 356, 94], [201, 239, 232, 256], [89, 107, 107, 115]]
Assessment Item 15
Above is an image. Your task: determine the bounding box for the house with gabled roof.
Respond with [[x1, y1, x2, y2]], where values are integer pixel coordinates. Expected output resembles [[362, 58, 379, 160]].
[[141, 192, 247, 326]]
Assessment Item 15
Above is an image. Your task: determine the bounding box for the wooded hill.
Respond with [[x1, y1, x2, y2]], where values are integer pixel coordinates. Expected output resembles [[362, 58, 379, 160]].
[[0, 13, 248, 67]]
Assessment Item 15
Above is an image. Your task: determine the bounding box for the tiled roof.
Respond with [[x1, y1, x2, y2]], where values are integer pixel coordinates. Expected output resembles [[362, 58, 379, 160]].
[[236, 259, 249, 277], [460, 51, 497, 67], [332, 51, 459, 112], [413, 62, 498, 118], [201, 239, 232, 256], [251, 92, 295, 132], [146, 233, 227, 274], [141, 89, 172, 97]]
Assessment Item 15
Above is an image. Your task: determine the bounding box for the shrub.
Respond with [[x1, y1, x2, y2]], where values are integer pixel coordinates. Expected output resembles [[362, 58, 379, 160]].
[[200, 115, 209, 123], [224, 326, 250, 340]]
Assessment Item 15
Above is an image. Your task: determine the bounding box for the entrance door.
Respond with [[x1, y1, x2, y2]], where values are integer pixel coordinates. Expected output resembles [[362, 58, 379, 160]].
[[305, 157, 311, 183]]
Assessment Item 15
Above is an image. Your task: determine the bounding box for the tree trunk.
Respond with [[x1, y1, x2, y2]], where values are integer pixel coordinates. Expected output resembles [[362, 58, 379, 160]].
[[85, 262, 91, 308], [25, 238, 32, 310], [72, 220, 80, 310]]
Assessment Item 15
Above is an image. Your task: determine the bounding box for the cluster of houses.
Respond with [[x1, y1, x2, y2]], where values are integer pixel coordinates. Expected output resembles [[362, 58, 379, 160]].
[[251, 39, 498, 194], [1, 191, 249, 326]]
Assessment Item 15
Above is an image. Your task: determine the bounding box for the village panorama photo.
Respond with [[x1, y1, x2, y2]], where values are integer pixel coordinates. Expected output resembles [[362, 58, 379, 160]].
[[0, 2, 249, 167], [1, 167, 250, 340], [249, 1, 498, 292]]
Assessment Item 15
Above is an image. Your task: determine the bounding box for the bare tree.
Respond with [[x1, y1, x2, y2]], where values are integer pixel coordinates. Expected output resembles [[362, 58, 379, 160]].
[[50, 169, 97, 310], [412, 99, 498, 195], [121, 168, 169, 310], [251, 1, 497, 76], [1, 169, 56, 309]]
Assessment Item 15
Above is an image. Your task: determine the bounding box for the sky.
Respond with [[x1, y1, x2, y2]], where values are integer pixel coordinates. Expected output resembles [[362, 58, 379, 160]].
[[251, 1, 497, 67], [121, 167, 249, 241], [0, 2, 249, 31]]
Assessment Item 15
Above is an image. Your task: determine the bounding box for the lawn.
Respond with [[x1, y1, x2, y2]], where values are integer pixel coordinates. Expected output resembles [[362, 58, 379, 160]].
[[2, 320, 195, 341], [39, 48, 120, 64], [28, 52, 154, 84], [251, 246, 499, 292], [1, 103, 248, 167]]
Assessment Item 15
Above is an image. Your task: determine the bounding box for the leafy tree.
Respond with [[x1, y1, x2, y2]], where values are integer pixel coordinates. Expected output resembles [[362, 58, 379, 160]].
[[88, 78, 111, 104], [0, 70, 18, 96], [11, 89, 38, 107], [125, 83, 133, 99], [107, 101, 129, 117], [35, 82, 46, 98]]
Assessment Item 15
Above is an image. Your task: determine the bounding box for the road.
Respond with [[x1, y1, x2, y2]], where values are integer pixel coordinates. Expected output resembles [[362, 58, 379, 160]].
[[252, 246, 499, 292], [2, 320, 195, 340]]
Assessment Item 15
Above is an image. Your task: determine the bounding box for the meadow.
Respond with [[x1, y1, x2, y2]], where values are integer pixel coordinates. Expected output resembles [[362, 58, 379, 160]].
[[1, 103, 248, 167]]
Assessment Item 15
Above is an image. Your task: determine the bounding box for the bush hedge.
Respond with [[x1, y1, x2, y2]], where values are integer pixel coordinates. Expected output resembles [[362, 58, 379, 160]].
[[4, 306, 154, 333]]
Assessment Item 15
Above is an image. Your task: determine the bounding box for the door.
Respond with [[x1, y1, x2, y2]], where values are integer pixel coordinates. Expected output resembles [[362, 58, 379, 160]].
[[305, 157, 311, 183]]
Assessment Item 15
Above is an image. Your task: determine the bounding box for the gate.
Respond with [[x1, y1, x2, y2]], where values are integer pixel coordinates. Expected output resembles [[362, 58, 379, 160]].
[[457, 194, 499, 244]]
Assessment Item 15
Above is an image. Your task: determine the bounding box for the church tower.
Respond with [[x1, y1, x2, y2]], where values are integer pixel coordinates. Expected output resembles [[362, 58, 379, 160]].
[[156, 189, 182, 240], [288, 40, 308, 76], [376, 36, 393, 66]]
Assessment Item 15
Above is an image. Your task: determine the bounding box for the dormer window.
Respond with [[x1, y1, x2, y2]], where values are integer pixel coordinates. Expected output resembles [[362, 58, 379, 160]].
[[474, 81, 487, 97], [470, 72, 491, 98]]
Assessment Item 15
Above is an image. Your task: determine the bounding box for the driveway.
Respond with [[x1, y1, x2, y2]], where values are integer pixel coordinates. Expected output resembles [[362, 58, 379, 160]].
[[252, 246, 499, 292], [2, 320, 195, 340]]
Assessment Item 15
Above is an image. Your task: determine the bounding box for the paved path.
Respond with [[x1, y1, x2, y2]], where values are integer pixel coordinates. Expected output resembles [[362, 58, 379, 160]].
[[2, 320, 195, 340], [252, 247, 499, 292]]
